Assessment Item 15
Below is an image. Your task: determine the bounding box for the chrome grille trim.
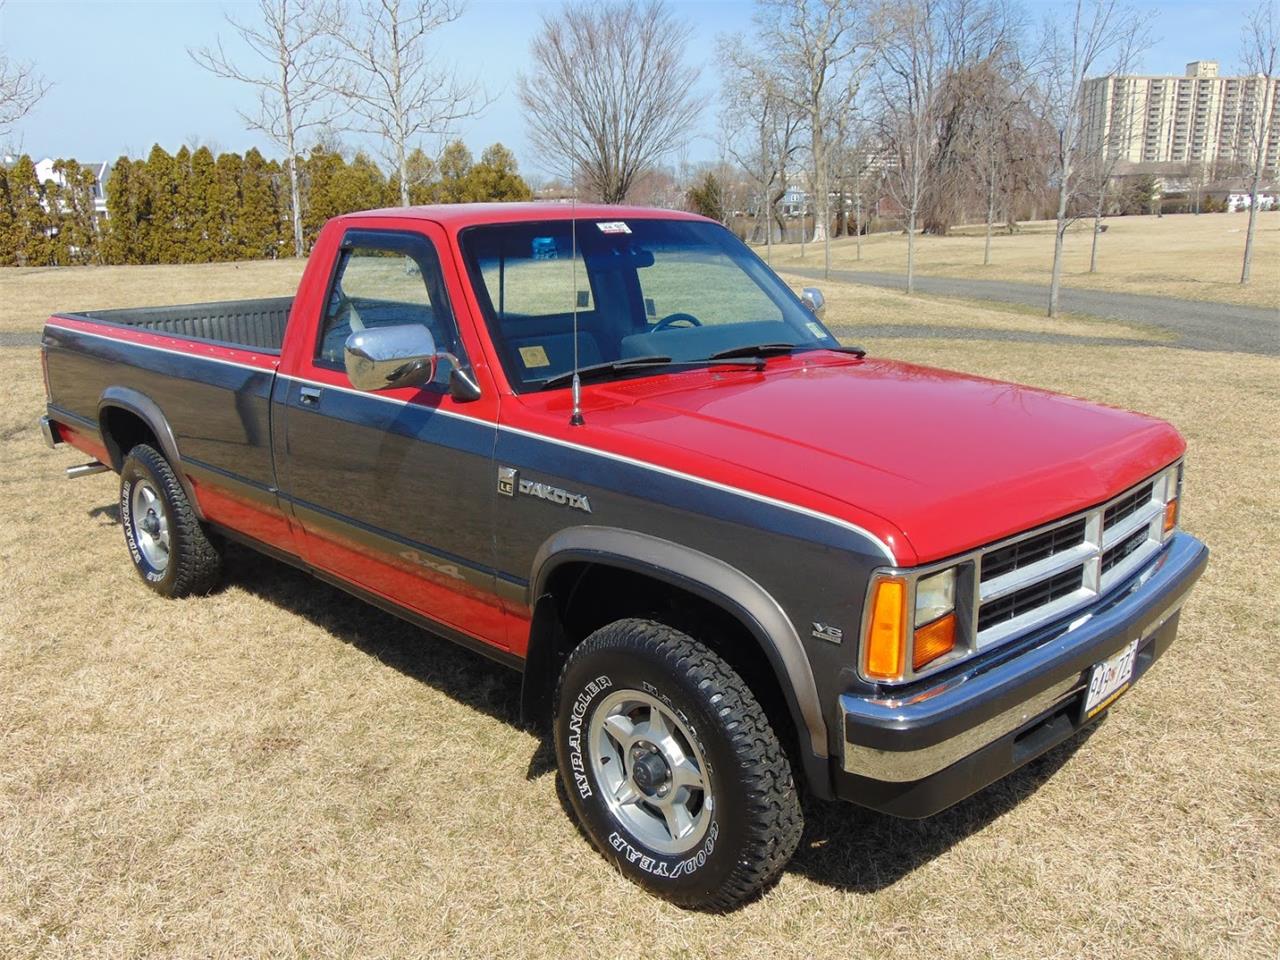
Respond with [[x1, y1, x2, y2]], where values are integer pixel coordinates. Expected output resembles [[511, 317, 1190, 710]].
[[857, 461, 1183, 686], [979, 540, 1097, 604], [974, 467, 1175, 649]]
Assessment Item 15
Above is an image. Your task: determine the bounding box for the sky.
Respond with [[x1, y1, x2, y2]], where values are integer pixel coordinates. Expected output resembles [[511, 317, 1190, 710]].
[[0, 0, 1263, 175]]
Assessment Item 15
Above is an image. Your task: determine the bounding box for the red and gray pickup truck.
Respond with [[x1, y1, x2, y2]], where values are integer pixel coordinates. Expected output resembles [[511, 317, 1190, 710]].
[[40, 203, 1208, 909]]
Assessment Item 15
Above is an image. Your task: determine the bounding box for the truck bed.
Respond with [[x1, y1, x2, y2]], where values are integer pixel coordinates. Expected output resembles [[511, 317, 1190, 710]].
[[62, 296, 293, 353]]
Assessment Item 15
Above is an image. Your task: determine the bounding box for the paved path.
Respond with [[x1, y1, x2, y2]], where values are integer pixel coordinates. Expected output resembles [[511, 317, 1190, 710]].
[[5, 273, 1277, 356], [840, 324, 1161, 350], [785, 267, 1280, 356]]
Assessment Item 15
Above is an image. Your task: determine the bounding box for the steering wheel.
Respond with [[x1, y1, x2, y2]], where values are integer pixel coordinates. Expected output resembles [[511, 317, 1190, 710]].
[[652, 312, 702, 332]]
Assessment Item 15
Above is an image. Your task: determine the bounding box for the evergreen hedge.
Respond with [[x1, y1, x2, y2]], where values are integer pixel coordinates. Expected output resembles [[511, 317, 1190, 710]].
[[0, 140, 531, 267]]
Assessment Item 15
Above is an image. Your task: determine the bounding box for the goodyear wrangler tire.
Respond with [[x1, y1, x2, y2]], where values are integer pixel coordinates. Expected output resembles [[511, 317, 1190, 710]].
[[119, 444, 222, 598], [554, 618, 803, 910]]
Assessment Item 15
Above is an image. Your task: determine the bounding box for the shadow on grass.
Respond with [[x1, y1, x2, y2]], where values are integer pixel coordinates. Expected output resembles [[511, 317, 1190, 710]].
[[789, 726, 1095, 895], [129, 530, 1099, 902], [222, 541, 526, 731], [88, 503, 120, 525]]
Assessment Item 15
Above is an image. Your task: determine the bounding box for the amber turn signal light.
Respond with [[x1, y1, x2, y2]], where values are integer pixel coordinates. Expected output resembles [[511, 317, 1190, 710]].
[[913, 612, 957, 670], [1163, 497, 1179, 534], [864, 577, 907, 680]]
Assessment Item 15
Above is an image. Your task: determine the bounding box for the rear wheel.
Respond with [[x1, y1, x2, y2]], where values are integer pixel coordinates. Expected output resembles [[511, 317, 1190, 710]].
[[554, 618, 803, 910], [119, 444, 222, 597]]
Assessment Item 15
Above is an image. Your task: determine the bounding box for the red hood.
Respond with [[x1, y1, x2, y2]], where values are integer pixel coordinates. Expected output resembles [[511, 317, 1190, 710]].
[[512, 355, 1185, 566]]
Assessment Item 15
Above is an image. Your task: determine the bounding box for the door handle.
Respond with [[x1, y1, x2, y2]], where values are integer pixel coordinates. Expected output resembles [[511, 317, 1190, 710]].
[[299, 386, 322, 405]]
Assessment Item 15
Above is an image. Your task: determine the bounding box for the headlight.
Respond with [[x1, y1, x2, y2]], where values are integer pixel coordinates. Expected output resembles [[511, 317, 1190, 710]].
[[915, 568, 956, 625], [912, 567, 959, 671], [863, 566, 962, 682]]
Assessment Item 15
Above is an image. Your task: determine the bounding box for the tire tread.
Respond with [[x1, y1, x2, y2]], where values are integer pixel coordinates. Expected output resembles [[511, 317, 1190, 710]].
[[122, 444, 222, 597], [557, 618, 803, 910]]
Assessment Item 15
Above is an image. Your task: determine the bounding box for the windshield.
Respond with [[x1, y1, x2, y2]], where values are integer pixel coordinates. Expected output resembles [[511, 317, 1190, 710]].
[[459, 218, 839, 391]]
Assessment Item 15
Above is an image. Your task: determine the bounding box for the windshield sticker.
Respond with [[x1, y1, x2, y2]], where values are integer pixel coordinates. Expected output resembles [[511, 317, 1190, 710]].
[[596, 221, 632, 234], [806, 321, 827, 339], [519, 345, 551, 368], [532, 237, 558, 260]]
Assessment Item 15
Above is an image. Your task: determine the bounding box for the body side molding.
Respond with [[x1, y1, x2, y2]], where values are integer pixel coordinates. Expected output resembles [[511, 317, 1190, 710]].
[[529, 525, 829, 760]]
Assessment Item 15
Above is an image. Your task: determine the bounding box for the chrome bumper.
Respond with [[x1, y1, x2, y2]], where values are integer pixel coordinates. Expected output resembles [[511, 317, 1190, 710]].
[[840, 532, 1208, 786], [39, 415, 62, 449]]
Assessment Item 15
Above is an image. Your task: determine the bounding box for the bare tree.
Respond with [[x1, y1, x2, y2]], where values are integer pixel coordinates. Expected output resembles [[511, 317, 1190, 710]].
[[1036, 0, 1145, 317], [921, 1, 1024, 240], [517, 0, 698, 204], [191, 0, 342, 258], [972, 77, 1014, 265], [928, 6, 1034, 264], [0, 1, 49, 140], [756, 0, 881, 278], [874, 0, 1021, 290], [1081, 70, 1141, 273], [325, 0, 488, 209], [873, 0, 946, 294], [833, 127, 876, 260], [976, 96, 1052, 263], [1239, 0, 1278, 285], [718, 38, 805, 262]]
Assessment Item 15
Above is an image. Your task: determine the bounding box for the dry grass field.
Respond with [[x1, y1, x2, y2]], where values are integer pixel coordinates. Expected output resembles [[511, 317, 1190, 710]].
[[0, 259, 307, 335], [1, 261, 1278, 958], [777, 270, 1171, 342], [768, 212, 1280, 311]]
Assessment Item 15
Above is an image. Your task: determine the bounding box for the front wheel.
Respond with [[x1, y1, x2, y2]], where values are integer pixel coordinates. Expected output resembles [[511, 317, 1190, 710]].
[[554, 619, 803, 910]]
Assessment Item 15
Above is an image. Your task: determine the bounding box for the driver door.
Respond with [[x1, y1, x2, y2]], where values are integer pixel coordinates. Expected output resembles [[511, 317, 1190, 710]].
[[276, 227, 507, 648]]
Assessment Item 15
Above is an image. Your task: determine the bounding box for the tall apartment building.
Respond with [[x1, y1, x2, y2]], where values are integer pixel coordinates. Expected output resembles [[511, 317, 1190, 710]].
[[1081, 61, 1280, 174]]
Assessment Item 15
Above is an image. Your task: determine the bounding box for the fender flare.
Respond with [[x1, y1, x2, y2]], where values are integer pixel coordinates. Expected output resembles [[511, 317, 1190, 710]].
[[530, 526, 829, 760], [97, 386, 204, 519]]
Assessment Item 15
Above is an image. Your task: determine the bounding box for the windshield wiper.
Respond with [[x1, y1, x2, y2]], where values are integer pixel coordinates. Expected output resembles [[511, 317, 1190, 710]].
[[708, 342, 797, 361], [538, 355, 673, 390], [710, 342, 869, 362], [538, 354, 774, 391]]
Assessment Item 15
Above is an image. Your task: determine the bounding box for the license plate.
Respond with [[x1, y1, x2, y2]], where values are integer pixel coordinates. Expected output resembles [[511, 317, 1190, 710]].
[[1083, 640, 1139, 719]]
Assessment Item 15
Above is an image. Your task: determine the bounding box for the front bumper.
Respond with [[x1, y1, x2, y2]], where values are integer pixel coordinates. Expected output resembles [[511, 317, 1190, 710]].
[[836, 532, 1208, 817]]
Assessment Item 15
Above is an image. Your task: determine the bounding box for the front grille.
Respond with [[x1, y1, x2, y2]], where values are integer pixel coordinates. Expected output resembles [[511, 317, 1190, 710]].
[[978, 565, 1086, 632], [1102, 527, 1149, 574], [1104, 481, 1155, 528], [973, 470, 1173, 648], [981, 518, 1087, 582]]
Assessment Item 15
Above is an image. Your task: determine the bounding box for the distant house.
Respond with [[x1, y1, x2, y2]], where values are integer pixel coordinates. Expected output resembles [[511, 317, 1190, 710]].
[[780, 187, 808, 216], [874, 195, 906, 219], [1223, 191, 1276, 212], [31, 157, 112, 218], [1199, 177, 1277, 212]]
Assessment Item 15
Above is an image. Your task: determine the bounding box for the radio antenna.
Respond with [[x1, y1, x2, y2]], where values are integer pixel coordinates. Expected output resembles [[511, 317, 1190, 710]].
[[569, 155, 584, 427]]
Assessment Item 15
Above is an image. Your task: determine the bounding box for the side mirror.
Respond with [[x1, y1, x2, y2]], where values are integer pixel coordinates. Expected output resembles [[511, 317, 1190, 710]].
[[344, 324, 438, 391], [800, 287, 826, 320]]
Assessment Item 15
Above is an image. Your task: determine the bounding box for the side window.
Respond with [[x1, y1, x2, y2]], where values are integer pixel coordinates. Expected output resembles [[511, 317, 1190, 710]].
[[316, 232, 464, 373]]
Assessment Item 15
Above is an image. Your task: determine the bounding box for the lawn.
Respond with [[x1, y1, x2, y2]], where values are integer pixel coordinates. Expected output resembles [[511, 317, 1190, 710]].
[[1, 268, 1277, 958], [0, 259, 307, 335], [766, 212, 1280, 311]]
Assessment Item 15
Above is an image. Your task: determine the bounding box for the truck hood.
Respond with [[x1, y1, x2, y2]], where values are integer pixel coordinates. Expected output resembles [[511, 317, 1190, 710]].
[[551, 355, 1185, 565]]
